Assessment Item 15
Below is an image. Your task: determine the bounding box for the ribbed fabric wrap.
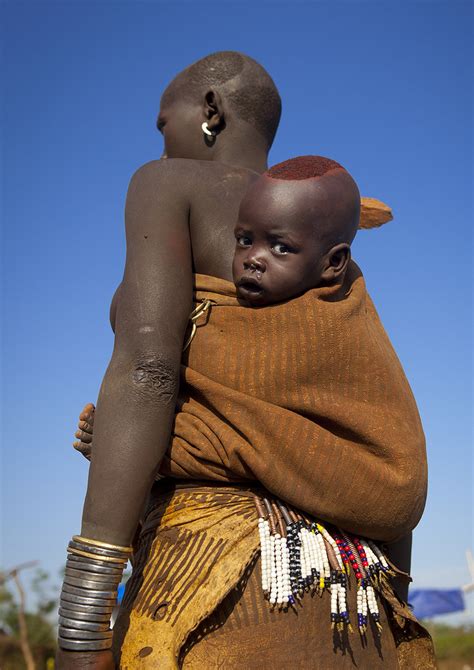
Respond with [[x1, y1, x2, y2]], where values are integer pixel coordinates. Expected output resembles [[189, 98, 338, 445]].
[[160, 261, 427, 543]]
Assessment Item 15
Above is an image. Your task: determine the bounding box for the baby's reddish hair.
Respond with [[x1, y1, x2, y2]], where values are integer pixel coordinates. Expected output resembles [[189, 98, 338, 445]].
[[266, 155, 345, 181]]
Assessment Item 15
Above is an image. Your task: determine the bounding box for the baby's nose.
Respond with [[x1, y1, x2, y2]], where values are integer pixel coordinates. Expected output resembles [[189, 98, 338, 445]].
[[244, 256, 266, 272]]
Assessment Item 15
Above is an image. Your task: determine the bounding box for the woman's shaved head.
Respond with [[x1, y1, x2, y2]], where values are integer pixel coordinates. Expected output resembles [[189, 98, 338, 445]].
[[161, 51, 281, 149]]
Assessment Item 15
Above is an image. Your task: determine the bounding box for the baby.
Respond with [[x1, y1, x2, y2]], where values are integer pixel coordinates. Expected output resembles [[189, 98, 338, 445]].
[[74, 155, 360, 456], [233, 155, 360, 306]]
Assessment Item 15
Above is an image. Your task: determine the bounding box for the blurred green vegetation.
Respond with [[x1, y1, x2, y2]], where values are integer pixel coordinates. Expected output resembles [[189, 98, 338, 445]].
[[0, 568, 57, 669], [425, 622, 474, 669]]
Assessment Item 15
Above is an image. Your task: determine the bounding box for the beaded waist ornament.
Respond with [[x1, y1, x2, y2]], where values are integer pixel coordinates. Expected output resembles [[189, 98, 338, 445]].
[[57, 536, 132, 652], [254, 496, 392, 636]]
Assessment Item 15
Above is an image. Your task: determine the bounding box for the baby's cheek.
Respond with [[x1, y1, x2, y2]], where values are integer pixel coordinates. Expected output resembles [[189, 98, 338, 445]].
[[272, 264, 309, 301], [231, 252, 241, 283], [267, 276, 293, 303]]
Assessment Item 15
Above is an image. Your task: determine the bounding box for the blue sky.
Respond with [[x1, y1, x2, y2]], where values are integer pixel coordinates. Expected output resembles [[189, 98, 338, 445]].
[[2, 1, 472, 620]]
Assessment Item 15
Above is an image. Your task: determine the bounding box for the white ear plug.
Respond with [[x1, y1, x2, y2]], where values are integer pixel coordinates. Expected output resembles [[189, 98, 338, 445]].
[[202, 122, 216, 137]]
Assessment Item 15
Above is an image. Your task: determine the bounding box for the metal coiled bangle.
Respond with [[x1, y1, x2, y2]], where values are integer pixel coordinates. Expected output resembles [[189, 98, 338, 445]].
[[57, 536, 131, 651]]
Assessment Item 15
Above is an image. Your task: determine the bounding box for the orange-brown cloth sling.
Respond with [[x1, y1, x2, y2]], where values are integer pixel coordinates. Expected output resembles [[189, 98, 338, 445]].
[[116, 260, 435, 668], [161, 261, 427, 544]]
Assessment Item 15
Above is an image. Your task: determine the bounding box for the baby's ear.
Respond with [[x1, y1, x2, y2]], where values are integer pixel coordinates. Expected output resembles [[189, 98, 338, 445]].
[[320, 243, 351, 283]]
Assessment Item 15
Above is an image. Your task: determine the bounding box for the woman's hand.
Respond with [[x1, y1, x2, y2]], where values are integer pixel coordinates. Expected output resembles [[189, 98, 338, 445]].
[[73, 403, 95, 461], [55, 649, 115, 670]]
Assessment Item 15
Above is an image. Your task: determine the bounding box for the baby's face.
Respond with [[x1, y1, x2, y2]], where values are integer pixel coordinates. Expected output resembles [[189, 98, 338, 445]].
[[232, 177, 326, 306]]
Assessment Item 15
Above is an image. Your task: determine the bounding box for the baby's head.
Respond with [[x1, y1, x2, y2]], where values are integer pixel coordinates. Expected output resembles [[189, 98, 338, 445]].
[[232, 156, 360, 306]]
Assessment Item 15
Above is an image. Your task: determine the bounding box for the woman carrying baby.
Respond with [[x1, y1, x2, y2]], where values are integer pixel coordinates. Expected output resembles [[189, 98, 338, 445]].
[[58, 52, 435, 669]]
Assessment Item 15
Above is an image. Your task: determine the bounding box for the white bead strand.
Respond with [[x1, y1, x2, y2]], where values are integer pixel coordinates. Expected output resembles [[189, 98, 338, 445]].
[[269, 533, 278, 606]]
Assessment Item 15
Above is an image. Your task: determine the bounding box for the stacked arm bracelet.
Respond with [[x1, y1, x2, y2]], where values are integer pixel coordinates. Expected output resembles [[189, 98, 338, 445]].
[[57, 536, 131, 651]]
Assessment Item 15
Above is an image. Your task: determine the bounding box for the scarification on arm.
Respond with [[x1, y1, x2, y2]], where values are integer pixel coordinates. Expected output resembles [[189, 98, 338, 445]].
[[131, 355, 178, 404]]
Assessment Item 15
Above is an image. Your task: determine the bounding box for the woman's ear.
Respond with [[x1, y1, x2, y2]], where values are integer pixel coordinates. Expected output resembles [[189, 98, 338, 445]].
[[320, 243, 351, 283], [203, 90, 226, 134]]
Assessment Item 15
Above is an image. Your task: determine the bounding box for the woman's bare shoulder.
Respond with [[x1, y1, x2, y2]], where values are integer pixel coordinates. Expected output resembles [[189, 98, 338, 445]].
[[129, 158, 255, 194]]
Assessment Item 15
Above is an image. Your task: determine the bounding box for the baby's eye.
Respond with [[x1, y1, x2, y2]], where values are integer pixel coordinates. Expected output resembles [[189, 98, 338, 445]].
[[236, 235, 252, 247], [272, 242, 291, 255]]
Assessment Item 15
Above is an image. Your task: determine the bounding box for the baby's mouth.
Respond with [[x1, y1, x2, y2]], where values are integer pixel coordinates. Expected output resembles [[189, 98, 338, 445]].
[[237, 277, 264, 297]]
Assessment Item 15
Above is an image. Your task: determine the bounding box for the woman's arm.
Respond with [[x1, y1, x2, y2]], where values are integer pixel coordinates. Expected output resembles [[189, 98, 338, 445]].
[[58, 160, 193, 669], [81, 159, 193, 545]]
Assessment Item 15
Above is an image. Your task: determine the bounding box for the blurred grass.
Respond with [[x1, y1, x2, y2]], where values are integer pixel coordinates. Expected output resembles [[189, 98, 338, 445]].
[[423, 622, 474, 669]]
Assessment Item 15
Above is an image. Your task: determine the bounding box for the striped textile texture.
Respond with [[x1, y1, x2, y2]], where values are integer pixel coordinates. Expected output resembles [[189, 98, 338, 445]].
[[160, 262, 427, 543], [114, 485, 260, 668]]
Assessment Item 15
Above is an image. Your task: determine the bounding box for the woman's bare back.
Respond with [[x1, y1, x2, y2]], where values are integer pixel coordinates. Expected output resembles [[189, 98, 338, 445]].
[[187, 160, 257, 280]]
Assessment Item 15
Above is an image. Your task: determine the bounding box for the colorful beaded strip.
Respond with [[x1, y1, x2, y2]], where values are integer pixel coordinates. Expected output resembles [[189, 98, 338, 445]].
[[254, 495, 392, 635]]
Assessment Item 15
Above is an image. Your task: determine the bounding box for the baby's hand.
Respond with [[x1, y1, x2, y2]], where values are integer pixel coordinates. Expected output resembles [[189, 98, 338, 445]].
[[73, 403, 95, 461]]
